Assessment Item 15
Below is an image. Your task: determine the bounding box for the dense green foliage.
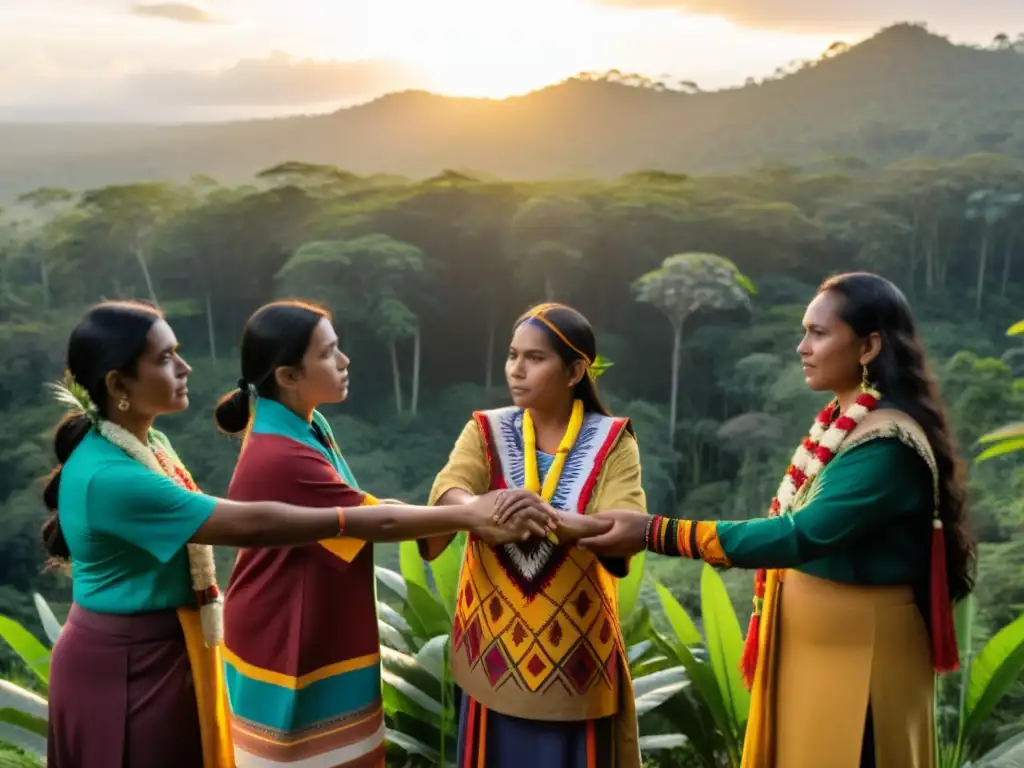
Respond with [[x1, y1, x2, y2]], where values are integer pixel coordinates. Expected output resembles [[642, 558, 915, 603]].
[[3, 24, 1024, 194], [1, 145, 1024, 764]]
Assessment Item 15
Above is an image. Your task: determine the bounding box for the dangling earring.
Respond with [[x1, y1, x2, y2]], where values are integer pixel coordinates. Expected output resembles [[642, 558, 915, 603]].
[[117, 396, 130, 412], [859, 364, 870, 393]]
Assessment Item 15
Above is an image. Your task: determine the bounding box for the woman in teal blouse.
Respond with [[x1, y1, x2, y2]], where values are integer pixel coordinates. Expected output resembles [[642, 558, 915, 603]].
[[44, 300, 547, 768], [566, 273, 975, 768]]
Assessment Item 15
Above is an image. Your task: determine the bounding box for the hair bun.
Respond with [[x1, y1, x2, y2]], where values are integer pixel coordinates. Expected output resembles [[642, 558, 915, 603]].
[[214, 385, 253, 436]]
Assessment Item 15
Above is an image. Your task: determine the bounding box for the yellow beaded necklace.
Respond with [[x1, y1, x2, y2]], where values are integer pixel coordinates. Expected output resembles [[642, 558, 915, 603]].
[[521, 400, 584, 542]]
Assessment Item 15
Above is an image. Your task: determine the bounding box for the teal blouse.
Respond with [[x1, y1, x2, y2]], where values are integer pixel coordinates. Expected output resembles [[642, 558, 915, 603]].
[[59, 429, 216, 614]]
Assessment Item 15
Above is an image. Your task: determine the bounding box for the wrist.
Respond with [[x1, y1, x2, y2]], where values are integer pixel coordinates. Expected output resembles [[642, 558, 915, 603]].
[[461, 503, 483, 532], [646, 515, 697, 558]]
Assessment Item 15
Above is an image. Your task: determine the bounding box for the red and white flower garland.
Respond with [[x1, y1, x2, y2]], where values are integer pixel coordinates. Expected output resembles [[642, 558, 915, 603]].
[[740, 386, 881, 687]]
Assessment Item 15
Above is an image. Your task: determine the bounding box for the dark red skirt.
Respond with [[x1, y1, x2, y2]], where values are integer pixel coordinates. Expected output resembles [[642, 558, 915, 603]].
[[47, 604, 204, 768]]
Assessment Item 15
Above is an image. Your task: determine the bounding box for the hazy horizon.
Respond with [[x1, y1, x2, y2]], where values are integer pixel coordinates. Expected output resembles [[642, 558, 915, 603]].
[[2, 0, 1022, 124]]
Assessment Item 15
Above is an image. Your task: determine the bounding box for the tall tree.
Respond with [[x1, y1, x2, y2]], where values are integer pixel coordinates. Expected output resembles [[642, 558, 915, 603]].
[[508, 194, 593, 301], [277, 233, 425, 414], [633, 252, 754, 446], [78, 183, 191, 305]]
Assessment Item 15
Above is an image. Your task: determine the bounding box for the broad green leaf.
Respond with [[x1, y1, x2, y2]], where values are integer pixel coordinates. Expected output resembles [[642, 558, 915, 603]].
[[0, 716, 47, 758], [399, 541, 429, 591], [652, 579, 702, 647], [414, 635, 449, 683], [403, 580, 452, 640], [641, 664, 727, 763], [381, 670, 443, 716], [381, 681, 440, 730], [621, 604, 657, 648], [378, 620, 410, 652], [638, 733, 688, 752], [385, 728, 442, 763], [32, 594, 61, 647], [976, 438, 1024, 461], [627, 640, 653, 665], [429, 534, 465, 618], [617, 549, 646, 620], [0, 681, 46, 721], [954, 595, 975, 742], [375, 566, 408, 602], [964, 612, 1024, 737], [650, 627, 732, 743], [377, 602, 411, 634], [633, 667, 688, 716], [977, 423, 1024, 444], [700, 564, 750, 728], [974, 729, 1024, 766], [0, 679, 47, 757], [633, 665, 687, 698], [0, 616, 51, 685], [0, 709, 46, 738], [380, 646, 441, 700]]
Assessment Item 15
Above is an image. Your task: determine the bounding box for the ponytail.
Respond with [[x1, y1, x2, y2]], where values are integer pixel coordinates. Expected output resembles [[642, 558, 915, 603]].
[[214, 385, 253, 436], [41, 412, 92, 563]]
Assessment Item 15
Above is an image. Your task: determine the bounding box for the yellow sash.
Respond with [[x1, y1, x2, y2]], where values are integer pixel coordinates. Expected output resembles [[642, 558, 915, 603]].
[[740, 568, 782, 768], [178, 607, 236, 768]]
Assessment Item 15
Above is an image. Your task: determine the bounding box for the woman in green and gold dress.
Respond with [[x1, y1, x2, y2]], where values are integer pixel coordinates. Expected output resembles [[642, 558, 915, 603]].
[[567, 272, 976, 768]]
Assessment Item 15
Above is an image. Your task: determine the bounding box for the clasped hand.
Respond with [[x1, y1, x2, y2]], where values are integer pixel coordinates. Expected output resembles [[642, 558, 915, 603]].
[[468, 489, 558, 545]]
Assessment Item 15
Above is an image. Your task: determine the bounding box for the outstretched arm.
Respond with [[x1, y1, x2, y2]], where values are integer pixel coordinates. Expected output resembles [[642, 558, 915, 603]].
[[580, 439, 931, 569], [193, 494, 551, 548], [423, 420, 491, 560]]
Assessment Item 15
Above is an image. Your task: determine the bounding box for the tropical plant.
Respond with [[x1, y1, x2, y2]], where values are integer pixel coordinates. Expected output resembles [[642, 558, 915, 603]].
[[0, 593, 58, 760], [937, 596, 1024, 767], [976, 320, 1024, 461], [646, 564, 750, 768]]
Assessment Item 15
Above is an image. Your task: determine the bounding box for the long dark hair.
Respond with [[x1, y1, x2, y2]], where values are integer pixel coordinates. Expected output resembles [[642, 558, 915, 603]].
[[42, 300, 163, 562], [214, 299, 330, 435], [513, 303, 634, 436], [821, 272, 975, 601]]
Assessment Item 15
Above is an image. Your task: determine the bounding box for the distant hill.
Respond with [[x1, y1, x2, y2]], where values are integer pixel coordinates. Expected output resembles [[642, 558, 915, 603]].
[[2, 23, 1023, 196]]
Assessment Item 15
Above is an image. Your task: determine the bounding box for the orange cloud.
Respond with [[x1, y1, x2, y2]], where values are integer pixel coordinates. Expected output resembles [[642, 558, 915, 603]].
[[592, 0, 1024, 35], [118, 52, 424, 106], [131, 3, 220, 24]]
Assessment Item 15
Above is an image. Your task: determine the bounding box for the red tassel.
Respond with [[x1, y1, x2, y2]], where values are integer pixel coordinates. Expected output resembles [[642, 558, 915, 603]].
[[930, 519, 960, 673], [740, 612, 760, 689]]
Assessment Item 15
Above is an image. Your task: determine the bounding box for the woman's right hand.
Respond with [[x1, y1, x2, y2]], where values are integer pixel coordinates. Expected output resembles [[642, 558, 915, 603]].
[[467, 490, 555, 545]]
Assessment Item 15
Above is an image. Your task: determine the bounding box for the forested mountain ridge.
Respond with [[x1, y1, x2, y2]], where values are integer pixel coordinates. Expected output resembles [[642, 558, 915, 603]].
[[3, 94, 1024, 762], [2, 23, 1024, 196]]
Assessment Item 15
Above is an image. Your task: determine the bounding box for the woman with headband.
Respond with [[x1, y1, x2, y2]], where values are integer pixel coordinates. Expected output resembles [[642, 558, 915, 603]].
[[214, 300, 555, 768], [425, 302, 648, 768]]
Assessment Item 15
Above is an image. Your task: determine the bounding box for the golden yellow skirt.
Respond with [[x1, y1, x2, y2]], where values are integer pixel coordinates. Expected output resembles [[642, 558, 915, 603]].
[[764, 570, 935, 768]]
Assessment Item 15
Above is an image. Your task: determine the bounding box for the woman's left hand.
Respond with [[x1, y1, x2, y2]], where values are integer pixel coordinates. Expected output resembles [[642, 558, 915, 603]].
[[576, 510, 649, 558]]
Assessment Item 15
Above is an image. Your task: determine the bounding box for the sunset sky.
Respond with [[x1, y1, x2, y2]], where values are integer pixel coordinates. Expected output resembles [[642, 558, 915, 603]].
[[1, 0, 1022, 122]]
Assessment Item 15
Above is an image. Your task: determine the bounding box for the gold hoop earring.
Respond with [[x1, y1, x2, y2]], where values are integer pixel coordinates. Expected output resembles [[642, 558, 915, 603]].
[[860, 364, 870, 393], [117, 397, 130, 412]]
